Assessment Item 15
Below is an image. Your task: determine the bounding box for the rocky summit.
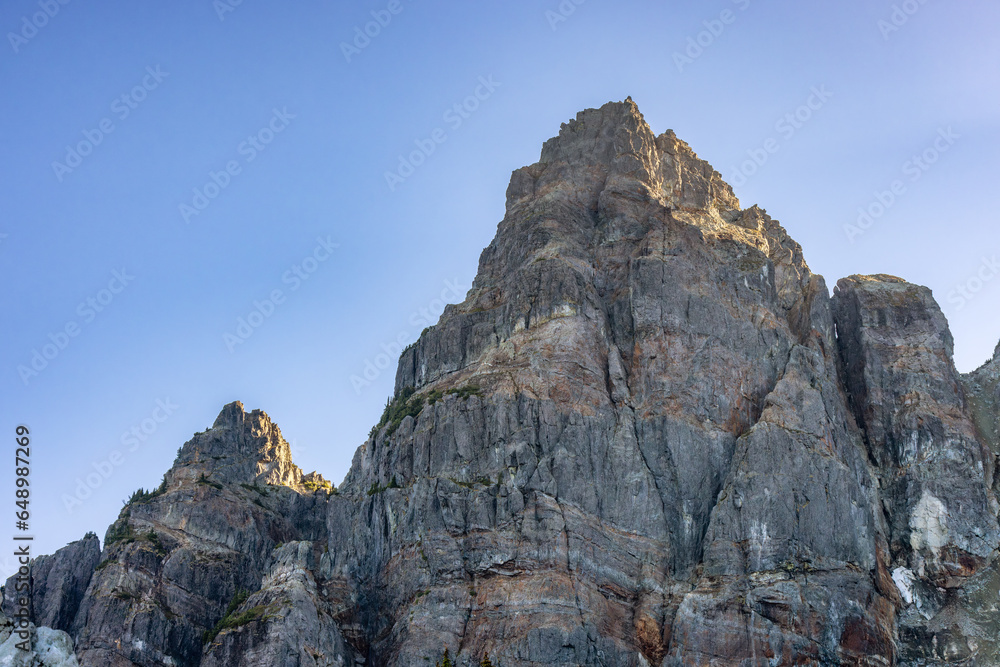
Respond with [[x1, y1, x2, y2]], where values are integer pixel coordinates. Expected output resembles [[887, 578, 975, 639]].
[[7, 99, 999, 666]]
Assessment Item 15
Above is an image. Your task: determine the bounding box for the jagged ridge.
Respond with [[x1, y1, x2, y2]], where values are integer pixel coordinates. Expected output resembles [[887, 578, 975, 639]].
[[6, 100, 999, 667]]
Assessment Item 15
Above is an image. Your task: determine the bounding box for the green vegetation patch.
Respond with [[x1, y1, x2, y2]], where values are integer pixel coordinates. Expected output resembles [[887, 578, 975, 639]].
[[203, 590, 274, 644], [302, 478, 333, 493], [105, 520, 134, 547], [370, 385, 484, 440], [123, 475, 168, 507], [142, 530, 167, 557], [105, 522, 167, 558], [367, 476, 401, 496], [370, 387, 425, 439], [197, 473, 223, 490], [447, 385, 482, 400]]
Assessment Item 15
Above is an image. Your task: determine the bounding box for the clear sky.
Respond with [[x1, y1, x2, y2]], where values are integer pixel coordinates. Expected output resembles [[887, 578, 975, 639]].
[[2, 0, 998, 561]]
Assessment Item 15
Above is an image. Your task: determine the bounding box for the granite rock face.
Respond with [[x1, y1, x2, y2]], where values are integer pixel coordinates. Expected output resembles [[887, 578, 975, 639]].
[[34, 402, 347, 667], [830, 276, 1000, 664], [0, 610, 79, 666], [15, 100, 1000, 665], [964, 343, 1000, 467], [2, 533, 100, 633]]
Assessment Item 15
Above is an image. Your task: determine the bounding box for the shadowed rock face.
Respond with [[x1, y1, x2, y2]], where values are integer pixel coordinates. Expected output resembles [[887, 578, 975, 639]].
[[964, 343, 1000, 470], [0, 610, 79, 666], [9, 100, 999, 666], [11, 402, 346, 667], [2, 533, 100, 632], [830, 276, 1000, 663]]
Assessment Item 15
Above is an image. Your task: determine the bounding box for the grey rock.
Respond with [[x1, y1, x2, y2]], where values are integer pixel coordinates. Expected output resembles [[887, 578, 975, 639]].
[[2, 533, 100, 633], [832, 275, 1000, 664], [0, 611, 79, 666], [964, 340, 1000, 464], [832, 276, 999, 565], [200, 541, 357, 667], [344, 100, 901, 665], [17, 101, 1000, 666], [71, 402, 343, 667]]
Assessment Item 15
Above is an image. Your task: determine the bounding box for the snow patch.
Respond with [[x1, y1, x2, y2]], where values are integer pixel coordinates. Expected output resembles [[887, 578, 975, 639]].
[[552, 303, 577, 318], [34, 626, 79, 666], [909, 490, 948, 554], [749, 521, 770, 564], [891, 566, 916, 605], [0, 614, 79, 666]]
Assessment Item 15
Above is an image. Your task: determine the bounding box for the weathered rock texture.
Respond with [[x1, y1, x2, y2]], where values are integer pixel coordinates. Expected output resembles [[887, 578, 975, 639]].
[[2, 533, 100, 633], [6, 403, 347, 667], [0, 610, 79, 666], [9, 100, 999, 665]]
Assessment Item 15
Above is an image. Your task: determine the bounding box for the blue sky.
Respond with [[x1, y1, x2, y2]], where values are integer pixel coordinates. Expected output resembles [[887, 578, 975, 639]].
[[2, 0, 998, 560]]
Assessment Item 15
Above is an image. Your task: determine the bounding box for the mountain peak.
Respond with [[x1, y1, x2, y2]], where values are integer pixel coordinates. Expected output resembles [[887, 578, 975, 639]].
[[400, 101, 800, 395], [539, 98, 648, 164], [173, 401, 304, 487], [531, 99, 739, 214], [212, 400, 246, 428], [14, 102, 1000, 667]]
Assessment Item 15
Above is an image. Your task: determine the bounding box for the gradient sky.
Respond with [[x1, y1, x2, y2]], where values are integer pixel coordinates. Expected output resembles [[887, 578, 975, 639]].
[[2, 0, 998, 562]]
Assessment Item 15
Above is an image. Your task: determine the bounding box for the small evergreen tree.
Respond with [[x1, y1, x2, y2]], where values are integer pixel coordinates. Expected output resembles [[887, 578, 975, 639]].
[[481, 654, 494, 667], [436, 647, 453, 667]]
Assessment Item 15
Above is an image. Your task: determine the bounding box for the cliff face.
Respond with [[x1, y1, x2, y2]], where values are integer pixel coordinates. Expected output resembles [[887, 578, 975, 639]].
[[7, 100, 998, 666], [65, 403, 342, 667]]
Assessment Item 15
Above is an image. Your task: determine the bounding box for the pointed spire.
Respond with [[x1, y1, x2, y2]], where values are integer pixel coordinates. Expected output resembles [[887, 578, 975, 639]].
[[212, 401, 246, 429], [539, 99, 653, 166]]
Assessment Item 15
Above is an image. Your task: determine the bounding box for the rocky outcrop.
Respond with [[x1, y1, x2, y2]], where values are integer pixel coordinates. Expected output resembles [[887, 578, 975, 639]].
[[68, 402, 343, 666], [964, 342, 1000, 464], [0, 611, 78, 666], [15, 100, 1000, 665], [833, 276, 999, 564], [831, 276, 1000, 663], [3, 533, 100, 633], [344, 98, 889, 665], [200, 541, 357, 667]]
